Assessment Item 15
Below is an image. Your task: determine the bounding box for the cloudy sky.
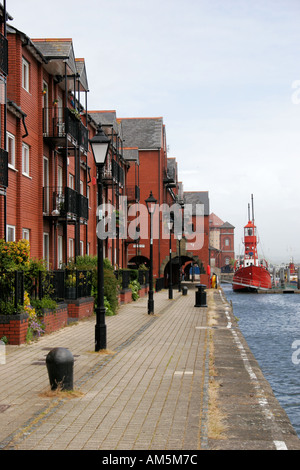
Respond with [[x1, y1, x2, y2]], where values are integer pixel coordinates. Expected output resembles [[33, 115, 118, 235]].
[[7, 0, 300, 264]]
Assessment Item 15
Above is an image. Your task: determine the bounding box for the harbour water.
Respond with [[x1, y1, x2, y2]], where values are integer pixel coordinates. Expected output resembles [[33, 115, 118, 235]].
[[222, 283, 300, 437]]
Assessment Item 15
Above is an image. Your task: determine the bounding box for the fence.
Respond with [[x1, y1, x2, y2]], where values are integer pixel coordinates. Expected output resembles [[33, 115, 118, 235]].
[[0, 269, 92, 305], [114, 269, 149, 290], [0, 271, 24, 308]]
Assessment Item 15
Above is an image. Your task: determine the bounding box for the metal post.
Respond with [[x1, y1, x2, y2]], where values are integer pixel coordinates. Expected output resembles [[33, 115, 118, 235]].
[[178, 237, 181, 292], [169, 228, 173, 299], [95, 164, 107, 351], [148, 212, 154, 314]]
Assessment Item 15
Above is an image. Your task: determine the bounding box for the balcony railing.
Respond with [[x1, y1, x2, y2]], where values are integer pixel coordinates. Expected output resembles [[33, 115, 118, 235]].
[[126, 185, 140, 202], [42, 107, 88, 149], [43, 186, 89, 220], [103, 159, 124, 188]]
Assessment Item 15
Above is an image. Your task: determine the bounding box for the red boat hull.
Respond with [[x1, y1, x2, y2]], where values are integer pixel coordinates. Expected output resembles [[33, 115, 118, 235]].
[[233, 265, 272, 292]]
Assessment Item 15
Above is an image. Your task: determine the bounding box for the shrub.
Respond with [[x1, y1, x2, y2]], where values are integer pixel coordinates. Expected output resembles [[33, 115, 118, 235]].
[[129, 280, 141, 301], [69, 255, 119, 315], [0, 239, 30, 270], [0, 300, 24, 315]]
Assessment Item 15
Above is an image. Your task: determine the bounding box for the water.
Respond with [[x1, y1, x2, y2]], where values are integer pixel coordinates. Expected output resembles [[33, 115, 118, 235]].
[[222, 283, 300, 437]]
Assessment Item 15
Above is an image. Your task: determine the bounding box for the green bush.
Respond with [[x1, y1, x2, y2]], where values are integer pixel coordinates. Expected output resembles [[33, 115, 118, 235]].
[[69, 255, 119, 315], [0, 300, 24, 315], [129, 280, 141, 301], [30, 296, 57, 316]]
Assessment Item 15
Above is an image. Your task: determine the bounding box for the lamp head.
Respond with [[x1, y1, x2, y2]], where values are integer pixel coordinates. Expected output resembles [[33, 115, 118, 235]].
[[145, 191, 157, 215], [89, 124, 110, 165]]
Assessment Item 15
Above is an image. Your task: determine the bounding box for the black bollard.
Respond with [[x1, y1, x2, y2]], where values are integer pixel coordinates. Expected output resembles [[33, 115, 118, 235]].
[[46, 347, 74, 391], [182, 286, 188, 296], [194, 284, 207, 307]]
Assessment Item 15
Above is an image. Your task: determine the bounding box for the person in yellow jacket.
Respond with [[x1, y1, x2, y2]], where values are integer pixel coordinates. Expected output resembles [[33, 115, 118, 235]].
[[211, 273, 216, 289]]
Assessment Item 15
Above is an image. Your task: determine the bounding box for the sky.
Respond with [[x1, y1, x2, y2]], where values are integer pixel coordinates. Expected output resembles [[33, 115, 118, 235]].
[[6, 0, 300, 264]]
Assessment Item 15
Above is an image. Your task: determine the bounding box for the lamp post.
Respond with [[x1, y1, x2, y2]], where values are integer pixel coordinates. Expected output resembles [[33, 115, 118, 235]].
[[177, 233, 182, 292], [89, 123, 110, 351], [167, 213, 174, 300], [145, 191, 157, 314]]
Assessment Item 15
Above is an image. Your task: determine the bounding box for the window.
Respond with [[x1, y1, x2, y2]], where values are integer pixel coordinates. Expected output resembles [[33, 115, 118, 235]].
[[7, 225, 15, 242], [42, 81, 49, 134], [224, 238, 230, 247], [69, 173, 74, 189], [7, 132, 15, 168], [80, 240, 84, 256], [58, 236, 63, 268], [22, 229, 30, 242], [22, 57, 29, 92], [57, 166, 63, 189], [22, 143, 30, 176], [80, 180, 84, 195], [43, 157, 49, 213]]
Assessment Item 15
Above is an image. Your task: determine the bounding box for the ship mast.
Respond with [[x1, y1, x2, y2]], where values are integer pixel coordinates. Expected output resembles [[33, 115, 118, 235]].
[[243, 194, 258, 265]]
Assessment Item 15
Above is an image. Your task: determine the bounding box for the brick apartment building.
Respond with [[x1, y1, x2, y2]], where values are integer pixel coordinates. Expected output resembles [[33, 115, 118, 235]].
[[0, 6, 210, 287], [209, 213, 235, 272]]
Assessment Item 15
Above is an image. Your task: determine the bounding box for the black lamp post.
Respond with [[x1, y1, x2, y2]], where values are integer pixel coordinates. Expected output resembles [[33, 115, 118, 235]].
[[89, 124, 110, 351], [145, 191, 157, 314], [167, 213, 174, 300], [177, 233, 182, 292]]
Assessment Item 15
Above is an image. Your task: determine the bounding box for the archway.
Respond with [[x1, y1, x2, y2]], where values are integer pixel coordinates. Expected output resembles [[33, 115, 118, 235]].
[[162, 255, 205, 288], [127, 255, 150, 270]]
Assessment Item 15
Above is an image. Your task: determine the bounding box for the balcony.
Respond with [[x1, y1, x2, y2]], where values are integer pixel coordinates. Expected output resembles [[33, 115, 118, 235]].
[[126, 185, 140, 203], [42, 107, 88, 150], [43, 186, 89, 221], [103, 159, 125, 188], [0, 148, 8, 188], [163, 168, 176, 188]]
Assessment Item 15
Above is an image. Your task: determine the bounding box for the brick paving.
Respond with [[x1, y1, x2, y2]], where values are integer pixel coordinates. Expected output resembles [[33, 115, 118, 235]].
[[0, 285, 299, 451]]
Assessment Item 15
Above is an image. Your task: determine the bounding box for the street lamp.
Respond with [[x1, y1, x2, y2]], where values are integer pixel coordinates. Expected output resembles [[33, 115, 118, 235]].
[[145, 191, 157, 314], [177, 233, 182, 292], [167, 213, 174, 300], [89, 123, 110, 351]]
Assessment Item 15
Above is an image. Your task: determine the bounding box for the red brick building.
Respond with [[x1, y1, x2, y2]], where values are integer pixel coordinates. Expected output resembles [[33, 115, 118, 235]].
[[209, 213, 235, 272], [0, 10, 210, 288]]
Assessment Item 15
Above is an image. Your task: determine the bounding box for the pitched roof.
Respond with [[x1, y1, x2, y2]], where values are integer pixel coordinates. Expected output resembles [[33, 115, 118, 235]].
[[119, 117, 163, 150], [89, 110, 119, 134], [31, 38, 77, 75], [209, 213, 224, 227], [183, 191, 209, 216], [75, 58, 89, 92], [220, 221, 235, 229]]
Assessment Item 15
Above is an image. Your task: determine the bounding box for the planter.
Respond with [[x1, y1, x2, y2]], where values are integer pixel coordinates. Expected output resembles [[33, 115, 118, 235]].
[[118, 288, 133, 305], [0, 313, 29, 345], [66, 297, 94, 322]]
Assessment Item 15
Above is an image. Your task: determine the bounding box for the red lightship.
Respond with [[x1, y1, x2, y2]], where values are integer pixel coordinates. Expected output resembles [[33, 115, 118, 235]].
[[233, 196, 272, 292]]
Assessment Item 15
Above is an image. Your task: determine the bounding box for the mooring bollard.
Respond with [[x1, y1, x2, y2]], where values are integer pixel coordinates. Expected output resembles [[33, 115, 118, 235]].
[[194, 284, 207, 308], [46, 347, 74, 391], [182, 286, 188, 296]]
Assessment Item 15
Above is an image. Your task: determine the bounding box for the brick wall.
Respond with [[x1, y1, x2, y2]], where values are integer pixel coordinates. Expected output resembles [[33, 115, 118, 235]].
[[66, 297, 94, 320], [41, 303, 68, 334], [0, 313, 29, 345]]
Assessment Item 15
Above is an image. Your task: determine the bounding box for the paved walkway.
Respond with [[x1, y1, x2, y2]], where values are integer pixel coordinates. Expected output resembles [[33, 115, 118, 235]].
[[0, 284, 299, 451]]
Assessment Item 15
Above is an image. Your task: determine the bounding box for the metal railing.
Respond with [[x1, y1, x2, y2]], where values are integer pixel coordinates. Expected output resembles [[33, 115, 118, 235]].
[[42, 107, 88, 149], [43, 186, 88, 220]]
